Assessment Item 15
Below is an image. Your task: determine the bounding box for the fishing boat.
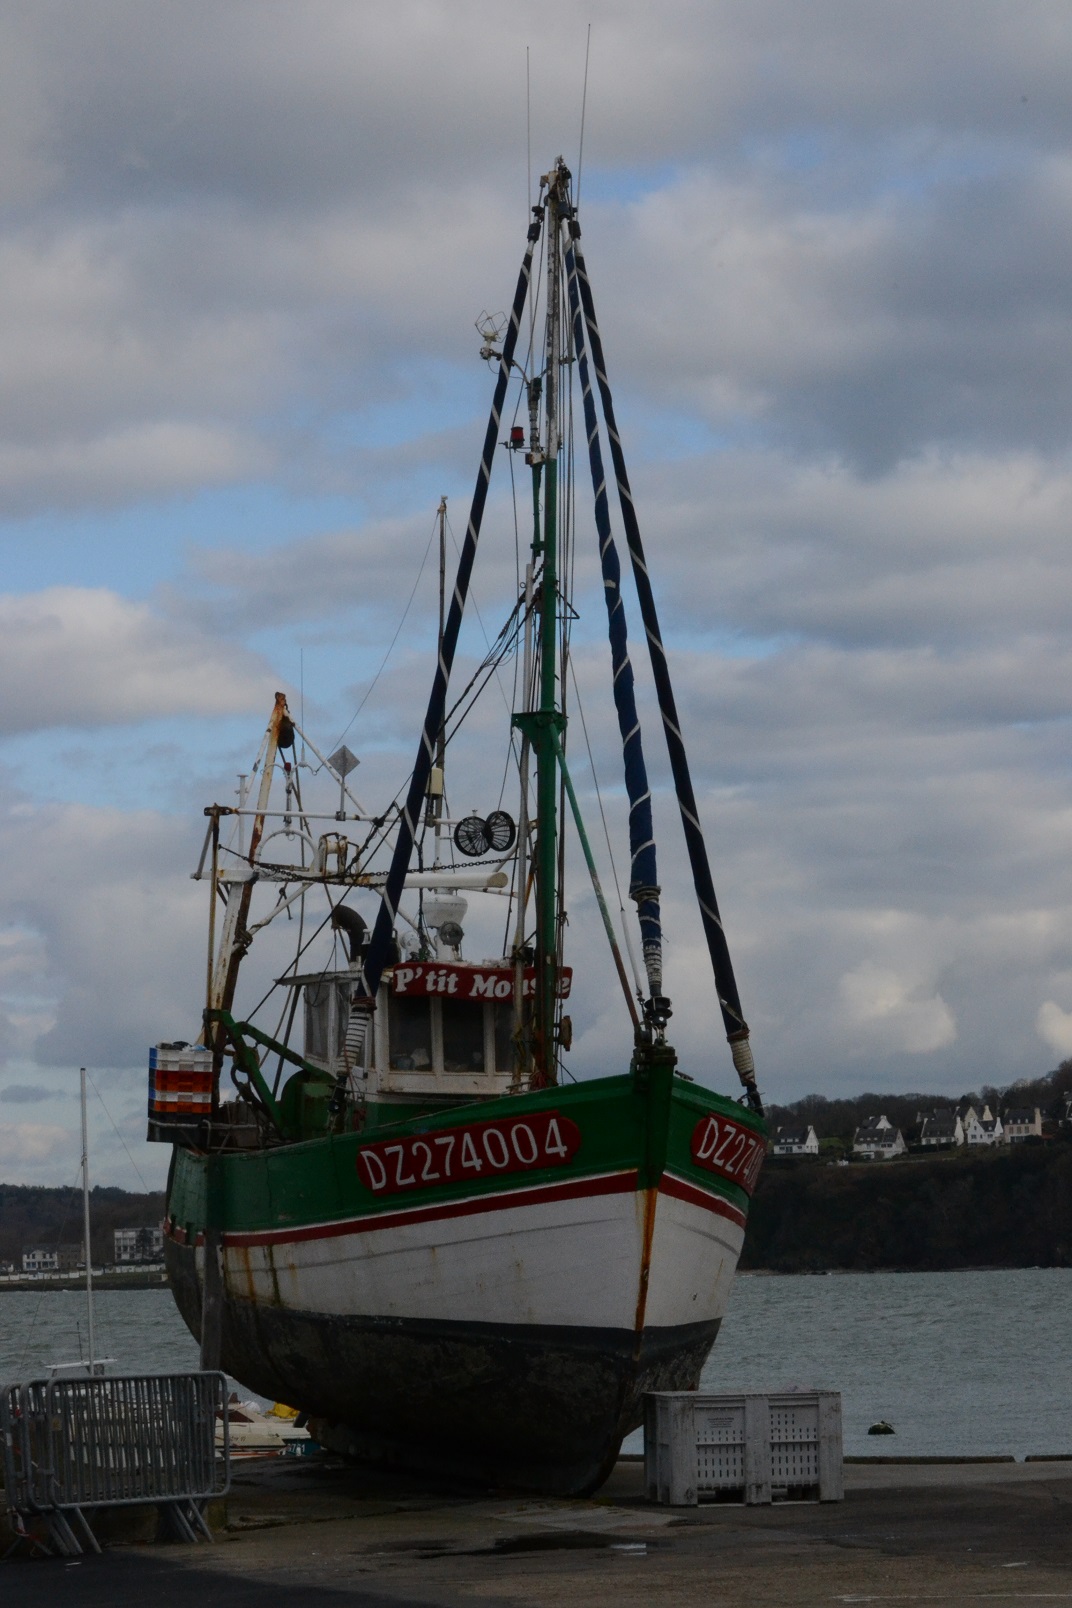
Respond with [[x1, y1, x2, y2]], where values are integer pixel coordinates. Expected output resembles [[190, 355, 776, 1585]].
[[157, 158, 766, 1496]]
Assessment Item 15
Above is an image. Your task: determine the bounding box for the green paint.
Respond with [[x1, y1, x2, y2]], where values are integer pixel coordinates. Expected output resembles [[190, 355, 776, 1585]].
[[533, 449, 560, 1082], [167, 1070, 766, 1240]]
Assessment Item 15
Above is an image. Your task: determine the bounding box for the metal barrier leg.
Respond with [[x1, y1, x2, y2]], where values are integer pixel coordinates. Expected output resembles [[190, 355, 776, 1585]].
[[67, 1506, 102, 1555], [42, 1508, 87, 1557], [160, 1500, 210, 1544]]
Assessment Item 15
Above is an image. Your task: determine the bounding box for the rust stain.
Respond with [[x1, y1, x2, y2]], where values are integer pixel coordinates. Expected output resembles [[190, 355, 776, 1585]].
[[266, 1244, 283, 1308], [234, 1242, 255, 1302], [632, 1185, 657, 1354]]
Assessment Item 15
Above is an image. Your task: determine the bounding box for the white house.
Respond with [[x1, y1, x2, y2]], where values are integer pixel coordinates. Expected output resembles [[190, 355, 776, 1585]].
[[1003, 1107, 1042, 1143], [918, 1110, 964, 1148], [852, 1115, 907, 1160], [771, 1123, 820, 1157], [963, 1105, 1003, 1145], [21, 1247, 58, 1273], [21, 1245, 80, 1273]]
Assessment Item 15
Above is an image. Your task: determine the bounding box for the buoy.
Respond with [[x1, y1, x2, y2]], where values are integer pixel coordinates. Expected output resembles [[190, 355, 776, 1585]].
[[867, 1420, 895, 1435]]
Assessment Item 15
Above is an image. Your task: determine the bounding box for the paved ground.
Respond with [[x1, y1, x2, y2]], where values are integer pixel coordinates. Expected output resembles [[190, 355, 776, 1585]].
[[6, 1457, 1072, 1607]]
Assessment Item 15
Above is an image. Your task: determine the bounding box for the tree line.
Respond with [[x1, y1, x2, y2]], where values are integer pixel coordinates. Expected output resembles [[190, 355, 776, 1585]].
[[0, 1183, 165, 1270], [763, 1059, 1072, 1147]]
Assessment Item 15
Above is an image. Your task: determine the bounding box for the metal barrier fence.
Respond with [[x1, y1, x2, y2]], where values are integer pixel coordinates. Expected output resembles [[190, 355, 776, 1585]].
[[2, 1371, 230, 1556]]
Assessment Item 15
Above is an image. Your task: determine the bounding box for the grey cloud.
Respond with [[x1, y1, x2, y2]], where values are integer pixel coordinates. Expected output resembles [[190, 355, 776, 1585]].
[[7, 0, 1072, 1139], [0, 587, 272, 734], [0, 1082, 51, 1103], [0, 4, 1071, 509]]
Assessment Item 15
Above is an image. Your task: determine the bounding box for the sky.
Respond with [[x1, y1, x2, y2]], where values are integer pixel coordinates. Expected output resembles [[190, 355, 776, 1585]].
[[5, 0, 1072, 1186]]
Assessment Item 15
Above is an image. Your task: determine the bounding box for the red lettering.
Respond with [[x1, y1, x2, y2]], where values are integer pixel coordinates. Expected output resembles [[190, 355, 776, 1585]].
[[413, 1139, 439, 1182], [460, 1132, 483, 1172], [689, 1114, 765, 1198], [696, 1117, 719, 1161], [355, 1110, 582, 1195], [434, 1133, 456, 1177], [544, 1117, 568, 1159], [359, 1150, 388, 1191], [389, 963, 573, 999], [385, 1142, 415, 1188], [511, 1123, 538, 1164], [483, 1128, 510, 1169]]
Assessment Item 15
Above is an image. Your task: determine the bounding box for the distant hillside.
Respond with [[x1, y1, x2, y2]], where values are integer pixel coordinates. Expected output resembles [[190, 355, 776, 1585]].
[[764, 1059, 1072, 1146], [742, 1142, 1072, 1272], [0, 1184, 164, 1268]]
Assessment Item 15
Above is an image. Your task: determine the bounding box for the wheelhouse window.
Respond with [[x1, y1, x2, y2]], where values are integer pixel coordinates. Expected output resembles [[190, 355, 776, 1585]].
[[388, 994, 433, 1069], [441, 999, 486, 1073], [493, 1002, 518, 1074], [304, 980, 331, 1062]]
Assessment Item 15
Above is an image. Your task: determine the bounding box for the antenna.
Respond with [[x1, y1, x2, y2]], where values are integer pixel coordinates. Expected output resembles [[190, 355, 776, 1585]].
[[577, 24, 592, 208], [526, 46, 532, 210]]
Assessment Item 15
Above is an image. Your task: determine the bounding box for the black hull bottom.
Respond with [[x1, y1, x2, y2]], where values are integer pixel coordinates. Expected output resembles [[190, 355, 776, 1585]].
[[166, 1239, 719, 1496]]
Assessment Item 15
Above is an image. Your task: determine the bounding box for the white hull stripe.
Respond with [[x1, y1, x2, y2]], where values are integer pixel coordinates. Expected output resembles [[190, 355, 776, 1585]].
[[167, 1168, 748, 1252], [218, 1169, 639, 1249]]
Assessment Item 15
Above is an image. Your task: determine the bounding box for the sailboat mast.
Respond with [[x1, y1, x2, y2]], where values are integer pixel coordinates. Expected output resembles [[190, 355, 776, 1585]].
[[533, 162, 567, 1082], [433, 495, 447, 856], [79, 1066, 96, 1370]]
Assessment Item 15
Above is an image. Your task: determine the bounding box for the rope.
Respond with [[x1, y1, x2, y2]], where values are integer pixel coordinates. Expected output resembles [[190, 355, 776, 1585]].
[[568, 227, 760, 1110], [565, 239, 664, 1008], [356, 212, 543, 1013]]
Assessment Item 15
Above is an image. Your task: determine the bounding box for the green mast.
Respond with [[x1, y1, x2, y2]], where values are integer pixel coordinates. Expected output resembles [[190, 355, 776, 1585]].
[[514, 160, 569, 1086]]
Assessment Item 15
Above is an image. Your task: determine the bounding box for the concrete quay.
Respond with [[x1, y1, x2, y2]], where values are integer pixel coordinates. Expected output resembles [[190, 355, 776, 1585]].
[[6, 1454, 1072, 1607]]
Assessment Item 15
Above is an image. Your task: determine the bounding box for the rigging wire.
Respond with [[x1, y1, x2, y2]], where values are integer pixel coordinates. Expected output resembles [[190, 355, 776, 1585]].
[[87, 1073, 153, 1195], [568, 656, 646, 997], [577, 24, 592, 211], [328, 514, 441, 755]]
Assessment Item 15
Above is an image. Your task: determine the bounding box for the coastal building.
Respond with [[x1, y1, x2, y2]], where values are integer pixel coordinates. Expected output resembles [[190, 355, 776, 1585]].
[[114, 1225, 164, 1264], [963, 1105, 1003, 1145], [771, 1123, 820, 1157], [21, 1244, 81, 1274], [918, 1110, 964, 1148], [21, 1247, 57, 1273], [852, 1115, 907, 1161], [1002, 1107, 1042, 1143]]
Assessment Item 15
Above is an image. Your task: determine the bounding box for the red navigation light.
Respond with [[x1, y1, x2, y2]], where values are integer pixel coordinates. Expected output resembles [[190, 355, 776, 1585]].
[[509, 426, 525, 448]]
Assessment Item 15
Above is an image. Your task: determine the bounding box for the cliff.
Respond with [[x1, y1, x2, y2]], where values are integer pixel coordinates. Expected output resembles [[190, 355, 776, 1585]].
[[741, 1142, 1072, 1271]]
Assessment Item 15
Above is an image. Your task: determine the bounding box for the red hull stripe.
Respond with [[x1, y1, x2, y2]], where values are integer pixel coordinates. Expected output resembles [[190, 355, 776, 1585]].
[[661, 1172, 747, 1230], [167, 1167, 747, 1253], [218, 1169, 641, 1248]]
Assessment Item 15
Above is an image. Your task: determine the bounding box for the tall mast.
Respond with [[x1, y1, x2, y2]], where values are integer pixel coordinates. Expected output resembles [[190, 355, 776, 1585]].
[[79, 1066, 96, 1371], [528, 161, 568, 1083], [433, 495, 447, 858]]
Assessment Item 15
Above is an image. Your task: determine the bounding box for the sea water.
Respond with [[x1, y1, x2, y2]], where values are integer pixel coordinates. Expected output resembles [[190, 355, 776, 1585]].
[[3, 1269, 1070, 1459], [624, 1266, 1072, 1458]]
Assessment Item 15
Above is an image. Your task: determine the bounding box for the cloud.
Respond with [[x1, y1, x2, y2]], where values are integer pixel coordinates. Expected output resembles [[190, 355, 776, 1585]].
[[1036, 1000, 1072, 1059], [0, 3, 1069, 509], [0, 1123, 68, 1166], [837, 963, 957, 1055], [0, 797, 209, 1068], [0, 1083, 51, 1103], [0, 587, 270, 733], [6, 0, 1072, 1166]]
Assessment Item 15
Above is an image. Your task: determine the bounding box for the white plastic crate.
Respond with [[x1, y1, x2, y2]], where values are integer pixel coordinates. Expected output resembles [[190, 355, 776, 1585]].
[[644, 1390, 843, 1506]]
